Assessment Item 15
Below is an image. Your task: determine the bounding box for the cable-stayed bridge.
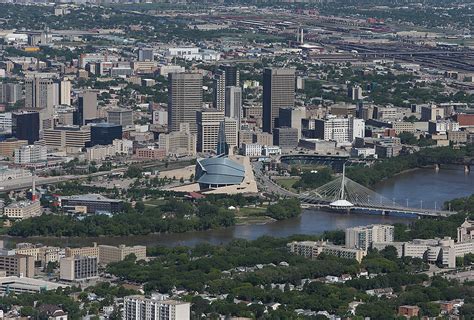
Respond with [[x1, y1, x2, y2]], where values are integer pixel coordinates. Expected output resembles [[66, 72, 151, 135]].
[[298, 174, 455, 218], [255, 161, 456, 218]]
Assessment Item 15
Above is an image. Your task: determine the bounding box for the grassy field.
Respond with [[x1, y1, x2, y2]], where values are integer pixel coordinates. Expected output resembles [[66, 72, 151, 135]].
[[235, 206, 273, 225], [274, 178, 299, 192], [144, 198, 167, 207]]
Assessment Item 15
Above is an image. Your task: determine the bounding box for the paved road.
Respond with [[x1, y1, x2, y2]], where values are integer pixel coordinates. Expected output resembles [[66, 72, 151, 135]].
[[252, 161, 296, 197], [1, 160, 192, 192]]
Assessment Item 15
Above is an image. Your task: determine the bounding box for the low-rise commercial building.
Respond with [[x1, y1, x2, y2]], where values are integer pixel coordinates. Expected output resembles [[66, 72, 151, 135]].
[[59, 194, 123, 214], [135, 147, 166, 160], [0, 276, 68, 295], [0, 166, 32, 182], [447, 130, 468, 144], [3, 200, 41, 219]]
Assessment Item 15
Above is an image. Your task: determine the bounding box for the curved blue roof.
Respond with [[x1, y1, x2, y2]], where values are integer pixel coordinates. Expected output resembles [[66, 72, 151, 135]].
[[196, 157, 245, 186]]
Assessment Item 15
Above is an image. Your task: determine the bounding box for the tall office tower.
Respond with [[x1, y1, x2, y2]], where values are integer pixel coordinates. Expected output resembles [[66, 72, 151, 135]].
[[77, 90, 98, 125], [225, 86, 242, 124], [168, 72, 203, 134], [213, 70, 226, 111], [216, 121, 227, 155], [0, 83, 22, 104], [263, 68, 295, 133], [138, 48, 154, 62], [348, 85, 363, 101], [197, 110, 224, 153], [25, 77, 55, 110], [216, 118, 238, 155], [219, 65, 240, 87], [223, 117, 239, 152], [279, 106, 306, 140], [59, 80, 71, 106], [12, 111, 40, 144]]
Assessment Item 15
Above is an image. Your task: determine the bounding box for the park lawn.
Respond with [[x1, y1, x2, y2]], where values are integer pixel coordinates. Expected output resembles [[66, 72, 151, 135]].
[[235, 206, 274, 225], [144, 198, 167, 207], [275, 178, 299, 192]]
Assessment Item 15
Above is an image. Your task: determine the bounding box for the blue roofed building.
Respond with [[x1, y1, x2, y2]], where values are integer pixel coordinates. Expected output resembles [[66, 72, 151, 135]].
[[195, 157, 245, 189]]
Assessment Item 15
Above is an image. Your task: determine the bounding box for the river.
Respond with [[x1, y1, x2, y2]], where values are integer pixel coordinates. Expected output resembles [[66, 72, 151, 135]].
[[2, 166, 473, 248]]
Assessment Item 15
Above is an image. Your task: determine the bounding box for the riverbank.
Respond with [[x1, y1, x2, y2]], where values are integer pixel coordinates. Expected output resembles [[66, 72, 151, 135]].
[[3, 166, 472, 249], [0, 209, 411, 249]]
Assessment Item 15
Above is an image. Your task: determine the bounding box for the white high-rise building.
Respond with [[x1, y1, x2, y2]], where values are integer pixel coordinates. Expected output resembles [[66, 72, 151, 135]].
[[225, 86, 242, 124], [0, 112, 12, 134], [14, 144, 47, 164], [345, 224, 394, 251], [0, 83, 22, 104], [197, 110, 224, 153], [123, 295, 190, 320], [315, 116, 365, 143], [224, 117, 239, 151], [59, 80, 71, 106], [213, 70, 226, 111], [348, 85, 363, 101]]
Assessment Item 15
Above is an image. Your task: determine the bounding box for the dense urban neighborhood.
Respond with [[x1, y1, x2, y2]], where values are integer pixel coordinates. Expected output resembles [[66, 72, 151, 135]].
[[0, 0, 473, 319]]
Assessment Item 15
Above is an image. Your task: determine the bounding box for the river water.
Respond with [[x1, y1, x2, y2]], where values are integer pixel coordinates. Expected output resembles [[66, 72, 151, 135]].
[[2, 166, 473, 248]]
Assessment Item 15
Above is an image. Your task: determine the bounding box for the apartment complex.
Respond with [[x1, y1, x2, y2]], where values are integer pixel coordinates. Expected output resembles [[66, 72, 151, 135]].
[[345, 224, 395, 250], [14, 144, 47, 164], [123, 295, 191, 320], [287, 241, 367, 263], [314, 116, 365, 143], [372, 220, 474, 268]]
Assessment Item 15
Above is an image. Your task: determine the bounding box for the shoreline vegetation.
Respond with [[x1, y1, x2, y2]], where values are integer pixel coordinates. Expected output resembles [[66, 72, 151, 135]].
[[4, 195, 473, 244], [5, 146, 474, 239], [275, 146, 473, 193]]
